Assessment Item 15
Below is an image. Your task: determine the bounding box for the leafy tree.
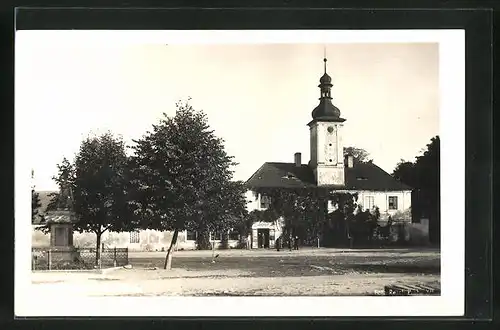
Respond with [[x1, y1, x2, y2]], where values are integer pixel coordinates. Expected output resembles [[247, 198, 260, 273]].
[[392, 136, 440, 244], [252, 187, 328, 247], [251, 187, 382, 248], [31, 189, 42, 223], [71, 132, 134, 266], [129, 100, 246, 269], [324, 192, 359, 246], [34, 158, 75, 234], [392, 160, 417, 187], [45, 157, 75, 212], [344, 146, 371, 163], [211, 180, 249, 248]]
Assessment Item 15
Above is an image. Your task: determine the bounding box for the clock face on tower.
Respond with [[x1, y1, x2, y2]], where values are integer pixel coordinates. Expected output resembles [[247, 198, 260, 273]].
[[327, 126, 334, 133]]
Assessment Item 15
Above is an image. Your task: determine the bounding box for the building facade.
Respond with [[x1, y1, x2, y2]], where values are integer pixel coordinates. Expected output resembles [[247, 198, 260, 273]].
[[244, 58, 418, 248]]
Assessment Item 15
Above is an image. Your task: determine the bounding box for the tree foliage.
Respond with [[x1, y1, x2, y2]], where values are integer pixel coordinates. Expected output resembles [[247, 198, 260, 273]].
[[129, 100, 247, 267], [31, 189, 41, 223], [254, 188, 325, 241], [392, 136, 440, 243], [343, 146, 371, 163], [46, 157, 75, 213], [72, 133, 134, 237], [255, 188, 381, 247], [51, 133, 133, 266]]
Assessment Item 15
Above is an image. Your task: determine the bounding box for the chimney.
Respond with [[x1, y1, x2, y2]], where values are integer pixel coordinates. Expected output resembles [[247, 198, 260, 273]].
[[294, 152, 301, 167], [345, 154, 354, 168]]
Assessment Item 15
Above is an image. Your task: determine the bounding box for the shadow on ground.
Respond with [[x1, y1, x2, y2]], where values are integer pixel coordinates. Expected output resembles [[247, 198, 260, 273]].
[[129, 255, 440, 277]]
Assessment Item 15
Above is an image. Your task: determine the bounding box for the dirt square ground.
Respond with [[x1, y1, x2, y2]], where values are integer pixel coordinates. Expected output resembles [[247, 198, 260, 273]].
[[31, 247, 440, 297]]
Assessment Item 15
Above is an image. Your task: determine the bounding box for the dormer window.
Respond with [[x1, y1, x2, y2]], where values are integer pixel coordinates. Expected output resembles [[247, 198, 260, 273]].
[[356, 177, 368, 181], [282, 172, 297, 180]]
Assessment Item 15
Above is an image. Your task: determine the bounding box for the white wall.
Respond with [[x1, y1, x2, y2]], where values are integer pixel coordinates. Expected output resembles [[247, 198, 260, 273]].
[[32, 227, 240, 251], [356, 190, 412, 220], [245, 190, 263, 212], [249, 189, 412, 222], [310, 122, 345, 167], [328, 190, 412, 221]]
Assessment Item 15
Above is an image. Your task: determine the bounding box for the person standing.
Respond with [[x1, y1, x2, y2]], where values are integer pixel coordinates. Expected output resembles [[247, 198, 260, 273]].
[[294, 236, 299, 250], [276, 236, 281, 251]]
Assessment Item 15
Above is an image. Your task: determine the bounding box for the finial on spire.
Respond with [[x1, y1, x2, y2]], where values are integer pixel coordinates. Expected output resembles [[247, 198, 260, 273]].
[[323, 46, 327, 73]]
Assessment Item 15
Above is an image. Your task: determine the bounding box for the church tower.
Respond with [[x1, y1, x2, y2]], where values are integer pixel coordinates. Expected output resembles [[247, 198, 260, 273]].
[[308, 58, 346, 186]]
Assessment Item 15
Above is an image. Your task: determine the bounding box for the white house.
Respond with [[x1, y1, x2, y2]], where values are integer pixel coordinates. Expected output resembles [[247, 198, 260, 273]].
[[243, 58, 418, 248]]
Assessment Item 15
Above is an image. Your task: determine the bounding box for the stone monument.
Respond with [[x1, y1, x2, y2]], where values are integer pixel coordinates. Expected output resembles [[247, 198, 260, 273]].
[[44, 183, 79, 263]]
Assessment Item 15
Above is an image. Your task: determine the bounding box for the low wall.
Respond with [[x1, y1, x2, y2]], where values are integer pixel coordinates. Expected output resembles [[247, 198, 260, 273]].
[[32, 227, 240, 251]]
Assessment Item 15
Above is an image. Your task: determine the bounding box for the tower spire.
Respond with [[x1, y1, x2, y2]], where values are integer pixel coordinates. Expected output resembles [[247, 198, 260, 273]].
[[323, 46, 327, 74], [309, 57, 345, 124]]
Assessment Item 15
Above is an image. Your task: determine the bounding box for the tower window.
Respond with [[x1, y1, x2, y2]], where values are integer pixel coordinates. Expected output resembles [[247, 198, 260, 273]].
[[329, 143, 332, 146], [329, 159, 332, 162]]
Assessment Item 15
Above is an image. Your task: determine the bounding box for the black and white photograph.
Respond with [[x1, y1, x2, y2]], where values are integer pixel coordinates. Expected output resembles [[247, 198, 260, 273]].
[[15, 30, 465, 317]]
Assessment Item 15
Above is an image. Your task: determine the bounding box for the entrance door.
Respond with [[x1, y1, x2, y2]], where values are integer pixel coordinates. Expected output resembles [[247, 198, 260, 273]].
[[257, 229, 270, 248]]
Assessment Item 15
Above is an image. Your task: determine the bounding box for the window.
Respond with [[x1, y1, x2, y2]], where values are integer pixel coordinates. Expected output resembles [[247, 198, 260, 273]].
[[260, 195, 271, 209], [186, 230, 196, 241], [129, 231, 140, 244], [364, 196, 375, 210], [282, 172, 297, 180], [388, 196, 398, 210], [211, 231, 222, 241]]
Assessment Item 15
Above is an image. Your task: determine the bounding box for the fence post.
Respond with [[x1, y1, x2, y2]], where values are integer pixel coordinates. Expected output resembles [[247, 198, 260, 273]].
[[113, 247, 117, 267], [47, 250, 52, 270]]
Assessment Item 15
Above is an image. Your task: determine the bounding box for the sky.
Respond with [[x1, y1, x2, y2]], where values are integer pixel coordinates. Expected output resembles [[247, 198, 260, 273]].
[[17, 38, 439, 192]]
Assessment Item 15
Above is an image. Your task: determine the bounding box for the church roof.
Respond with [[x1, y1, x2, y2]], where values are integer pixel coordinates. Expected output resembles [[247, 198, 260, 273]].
[[245, 161, 412, 191], [319, 72, 332, 85], [311, 100, 344, 123]]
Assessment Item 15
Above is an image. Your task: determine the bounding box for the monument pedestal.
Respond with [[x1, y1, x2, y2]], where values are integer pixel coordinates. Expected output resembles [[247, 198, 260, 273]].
[[45, 210, 80, 265]]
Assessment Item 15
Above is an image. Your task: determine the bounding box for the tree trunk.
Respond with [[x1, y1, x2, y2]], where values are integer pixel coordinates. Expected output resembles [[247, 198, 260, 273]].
[[196, 230, 211, 250], [220, 231, 229, 250], [95, 232, 102, 268], [163, 228, 179, 270]]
